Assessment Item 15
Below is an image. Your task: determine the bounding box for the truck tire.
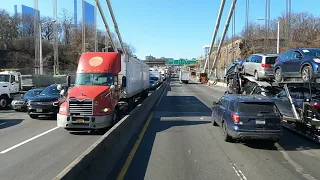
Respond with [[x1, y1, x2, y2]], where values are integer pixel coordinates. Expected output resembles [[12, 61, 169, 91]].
[[112, 108, 120, 125], [0, 95, 9, 109]]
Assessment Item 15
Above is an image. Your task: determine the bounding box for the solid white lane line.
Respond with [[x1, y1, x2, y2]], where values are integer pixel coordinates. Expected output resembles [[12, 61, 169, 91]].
[[0, 126, 59, 154], [0, 122, 6, 126]]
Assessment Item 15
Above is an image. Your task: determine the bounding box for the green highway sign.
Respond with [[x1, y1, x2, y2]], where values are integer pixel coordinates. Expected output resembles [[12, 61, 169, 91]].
[[167, 58, 197, 65]]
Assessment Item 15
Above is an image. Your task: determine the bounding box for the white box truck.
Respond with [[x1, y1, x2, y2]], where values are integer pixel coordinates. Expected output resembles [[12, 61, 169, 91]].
[[179, 71, 190, 84]]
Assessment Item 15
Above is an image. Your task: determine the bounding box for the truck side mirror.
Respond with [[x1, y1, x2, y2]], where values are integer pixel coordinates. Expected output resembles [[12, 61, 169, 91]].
[[66, 75, 71, 88], [122, 76, 127, 87], [110, 85, 115, 91]]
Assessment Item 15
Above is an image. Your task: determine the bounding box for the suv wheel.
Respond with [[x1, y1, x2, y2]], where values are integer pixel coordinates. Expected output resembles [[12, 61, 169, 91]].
[[274, 68, 283, 82], [222, 121, 232, 142]]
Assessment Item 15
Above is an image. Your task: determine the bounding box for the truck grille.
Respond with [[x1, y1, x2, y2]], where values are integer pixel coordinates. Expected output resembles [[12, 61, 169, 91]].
[[68, 98, 93, 115]]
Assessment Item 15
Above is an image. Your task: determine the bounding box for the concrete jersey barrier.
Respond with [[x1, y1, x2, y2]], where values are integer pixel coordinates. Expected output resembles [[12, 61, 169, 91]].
[[53, 81, 168, 180]]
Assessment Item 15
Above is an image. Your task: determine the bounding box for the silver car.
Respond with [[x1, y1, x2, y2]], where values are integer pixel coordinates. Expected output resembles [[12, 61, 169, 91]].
[[243, 53, 279, 80]]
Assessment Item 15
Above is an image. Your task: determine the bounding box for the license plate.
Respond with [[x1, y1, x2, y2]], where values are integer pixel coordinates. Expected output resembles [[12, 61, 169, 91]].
[[256, 119, 265, 125], [76, 119, 85, 123], [36, 109, 43, 112], [16, 106, 21, 109]]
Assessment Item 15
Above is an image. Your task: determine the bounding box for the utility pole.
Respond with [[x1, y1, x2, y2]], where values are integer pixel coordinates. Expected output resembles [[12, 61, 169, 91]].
[[82, 0, 86, 53], [53, 0, 59, 75], [33, 0, 39, 75], [286, 0, 291, 50], [209, 0, 237, 78], [94, 2, 98, 52]]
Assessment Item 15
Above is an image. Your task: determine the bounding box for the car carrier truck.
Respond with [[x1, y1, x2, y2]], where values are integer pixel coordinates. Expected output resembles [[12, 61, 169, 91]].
[[57, 52, 149, 130], [224, 64, 320, 143]]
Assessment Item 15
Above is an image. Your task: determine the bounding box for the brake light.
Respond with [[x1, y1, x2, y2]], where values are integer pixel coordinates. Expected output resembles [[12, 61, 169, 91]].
[[280, 115, 283, 123], [231, 113, 240, 123], [261, 64, 272, 68]]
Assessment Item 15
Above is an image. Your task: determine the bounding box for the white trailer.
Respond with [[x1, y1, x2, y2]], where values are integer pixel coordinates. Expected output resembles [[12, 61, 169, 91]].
[[119, 54, 150, 110], [0, 71, 22, 109], [179, 71, 190, 84]]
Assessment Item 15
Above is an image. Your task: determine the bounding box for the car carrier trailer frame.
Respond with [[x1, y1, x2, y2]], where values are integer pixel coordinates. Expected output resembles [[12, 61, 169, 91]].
[[223, 65, 320, 143]]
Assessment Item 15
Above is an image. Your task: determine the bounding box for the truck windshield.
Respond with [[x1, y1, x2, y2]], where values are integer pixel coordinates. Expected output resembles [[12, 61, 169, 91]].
[[0, 75, 10, 82], [75, 73, 113, 86]]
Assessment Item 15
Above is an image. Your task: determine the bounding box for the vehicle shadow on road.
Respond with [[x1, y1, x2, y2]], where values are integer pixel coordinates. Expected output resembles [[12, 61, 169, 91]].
[[115, 95, 212, 180], [243, 128, 320, 151], [0, 119, 23, 129]]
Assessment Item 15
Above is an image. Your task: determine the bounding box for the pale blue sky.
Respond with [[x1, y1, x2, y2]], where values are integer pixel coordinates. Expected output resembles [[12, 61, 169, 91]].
[[1, 0, 320, 60]]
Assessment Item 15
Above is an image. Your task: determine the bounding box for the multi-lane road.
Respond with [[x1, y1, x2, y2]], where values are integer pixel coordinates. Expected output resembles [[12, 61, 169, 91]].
[[0, 110, 104, 180], [1, 78, 320, 180], [110, 77, 320, 180]]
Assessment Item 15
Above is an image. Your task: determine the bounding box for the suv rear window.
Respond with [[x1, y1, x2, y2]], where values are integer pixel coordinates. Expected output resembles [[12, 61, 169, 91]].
[[265, 56, 278, 64], [237, 102, 279, 114]]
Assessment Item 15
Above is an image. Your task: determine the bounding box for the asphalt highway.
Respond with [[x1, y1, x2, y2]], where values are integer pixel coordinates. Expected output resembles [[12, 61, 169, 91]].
[[0, 110, 103, 180], [112, 78, 320, 180]]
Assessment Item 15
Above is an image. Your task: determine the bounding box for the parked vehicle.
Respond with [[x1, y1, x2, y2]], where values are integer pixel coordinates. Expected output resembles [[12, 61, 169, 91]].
[[27, 84, 67, 119], [11, 88, 44, 111], [274, 48, 320, 82], [243, 54, 279, 80], [0, 71, 23, 109], [211, 94, 282, 143], [57, 52, 150, 131], [179, 70, 190, 84]]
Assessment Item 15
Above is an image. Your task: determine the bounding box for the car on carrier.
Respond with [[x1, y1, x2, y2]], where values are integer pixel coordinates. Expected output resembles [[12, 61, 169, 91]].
[[243, 53, 279, 80], [272, 86, 320, 119], [211, 94, 283, 143], [274, 48, 320, 82]]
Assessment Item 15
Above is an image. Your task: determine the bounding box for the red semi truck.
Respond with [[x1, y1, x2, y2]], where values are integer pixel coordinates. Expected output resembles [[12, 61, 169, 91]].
[[57, 52, 150, 131]]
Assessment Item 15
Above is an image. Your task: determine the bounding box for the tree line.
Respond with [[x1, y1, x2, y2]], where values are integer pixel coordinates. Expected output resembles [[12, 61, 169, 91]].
[[0, 8, 136, 75]]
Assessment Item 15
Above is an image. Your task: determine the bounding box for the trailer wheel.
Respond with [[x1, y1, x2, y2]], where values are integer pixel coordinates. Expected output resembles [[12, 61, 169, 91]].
[[0, 95, 9, 109], [301, 66, 313, 82]]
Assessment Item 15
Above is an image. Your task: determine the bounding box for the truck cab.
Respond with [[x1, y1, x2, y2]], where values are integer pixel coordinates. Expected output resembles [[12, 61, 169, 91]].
[[0, 71, 22, 109]]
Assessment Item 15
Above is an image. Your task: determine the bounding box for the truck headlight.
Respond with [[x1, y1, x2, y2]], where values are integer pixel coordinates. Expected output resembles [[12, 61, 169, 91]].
[[100, 108, 109, 113]]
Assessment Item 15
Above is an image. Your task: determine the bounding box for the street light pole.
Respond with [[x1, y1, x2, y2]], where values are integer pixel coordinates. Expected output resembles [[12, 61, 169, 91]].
[[277, 21, 280, 54], [257, 18, 280, 54], [39, 23, 43, 75]]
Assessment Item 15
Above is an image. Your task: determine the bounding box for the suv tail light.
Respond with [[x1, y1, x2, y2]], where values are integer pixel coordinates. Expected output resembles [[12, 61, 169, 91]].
[[261, 64, 272, 68], [275, 58, 278, 63], [231, 113, 240, 123]]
